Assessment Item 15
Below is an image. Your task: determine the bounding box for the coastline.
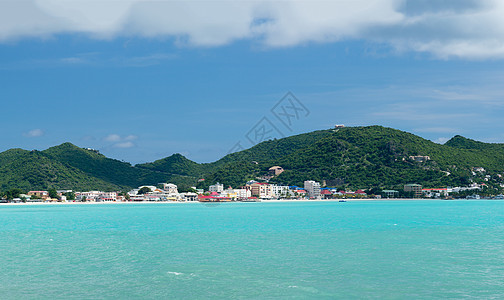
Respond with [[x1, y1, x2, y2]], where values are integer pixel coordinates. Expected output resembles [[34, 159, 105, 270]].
[[0, 198, 490, 206]]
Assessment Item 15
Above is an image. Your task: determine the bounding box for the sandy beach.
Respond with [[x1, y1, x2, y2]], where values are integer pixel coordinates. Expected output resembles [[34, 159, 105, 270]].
[[0, 198, 466, 206]]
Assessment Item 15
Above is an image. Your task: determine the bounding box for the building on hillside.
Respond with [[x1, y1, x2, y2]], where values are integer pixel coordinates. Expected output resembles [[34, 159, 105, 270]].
[[268, 166, 284, 176], [209, 183, 224, 193], [409, 156, 430, 163], [304, 180, 321, 198], [404, 184, 422, 197]]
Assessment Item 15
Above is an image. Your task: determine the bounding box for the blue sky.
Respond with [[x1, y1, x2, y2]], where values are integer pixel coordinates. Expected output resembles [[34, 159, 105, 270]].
[[1, 1, 504, 164]]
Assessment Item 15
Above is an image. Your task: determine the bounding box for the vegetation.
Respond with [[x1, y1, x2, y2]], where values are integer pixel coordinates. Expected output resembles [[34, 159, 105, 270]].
[[0, 143, 199, 193], [137, 187, 152, 194], [1, 126, 504, 194]]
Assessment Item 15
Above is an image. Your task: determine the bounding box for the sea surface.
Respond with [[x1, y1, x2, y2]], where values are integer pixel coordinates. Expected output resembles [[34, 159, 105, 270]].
[[1, 201, 504, 299]]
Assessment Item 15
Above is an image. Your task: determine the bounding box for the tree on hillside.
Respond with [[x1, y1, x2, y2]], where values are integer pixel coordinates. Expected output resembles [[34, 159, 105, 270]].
[[64, 191, 76, 200], [4, 188, 23, 200], [137, 187, 151, 195], [48, 188, 59, 200]]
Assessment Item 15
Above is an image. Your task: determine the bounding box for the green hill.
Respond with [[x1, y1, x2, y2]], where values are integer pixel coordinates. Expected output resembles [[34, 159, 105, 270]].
[[2, 126, 504, 194], [193, 126, 504, 190], [0, 143, 199, 192], [136, 153, 205, 177], [0, 148, 122, 191]]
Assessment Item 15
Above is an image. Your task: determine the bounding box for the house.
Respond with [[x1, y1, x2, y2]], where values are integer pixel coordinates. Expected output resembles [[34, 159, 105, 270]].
[[409, 156, 430, 163], [268, 166, 284, 176], [422, 188, 448, 198], [355, 189, 367, 198], [28, 191, 49, 200], [295, 189, 307, 197], [321, 190, 332, 199]]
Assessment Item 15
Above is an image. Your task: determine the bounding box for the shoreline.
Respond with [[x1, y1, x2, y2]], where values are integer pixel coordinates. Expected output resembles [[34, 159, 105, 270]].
[[0, 198, 496, 206]]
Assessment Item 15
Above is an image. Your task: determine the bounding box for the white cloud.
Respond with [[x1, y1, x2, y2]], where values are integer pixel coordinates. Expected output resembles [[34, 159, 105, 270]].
[[1, 0, 504, 59], [114, 141, 135, 148], [124, 135, 138, 141], [24, 128, 44, 137], [103, 134, 138, 148], [104, 134, 121, 142]]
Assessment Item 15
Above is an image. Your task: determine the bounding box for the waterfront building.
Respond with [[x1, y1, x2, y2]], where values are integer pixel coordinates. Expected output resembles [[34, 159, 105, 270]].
[[181, 192, 198, 201], [209, 183, 224, 193], [382, 190, 399, 198], [304, 180, 321, 198], [422, 188, 448, 198], [249, 182, 273, 199], [28, 191, 49, 200], [163, 183, 178, 194], [321, 190, 332, 199], [99, 192, 117, 201], [404, 184, 422, 197], [271, 185, 290, 198]]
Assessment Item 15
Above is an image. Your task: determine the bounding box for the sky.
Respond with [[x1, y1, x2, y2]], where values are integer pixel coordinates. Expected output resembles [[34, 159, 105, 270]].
[[1, 0, 504, 164]]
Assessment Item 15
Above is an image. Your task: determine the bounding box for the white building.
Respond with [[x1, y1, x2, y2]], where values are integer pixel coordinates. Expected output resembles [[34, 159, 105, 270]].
[[223, 188, 251, 200], [77, 191, 118, 202], [98, 192, 118, 201], [304, 180, 321, 198], [271, 185, 291, 198], [77, 191, 102, 201], [180, 192, 198, 201], [209, 183, 224, 193], [163, 183, 178, 194]]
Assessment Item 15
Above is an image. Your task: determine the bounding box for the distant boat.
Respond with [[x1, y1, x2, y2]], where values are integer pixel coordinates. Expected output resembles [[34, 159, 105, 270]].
[[339, 200, 347, 202]]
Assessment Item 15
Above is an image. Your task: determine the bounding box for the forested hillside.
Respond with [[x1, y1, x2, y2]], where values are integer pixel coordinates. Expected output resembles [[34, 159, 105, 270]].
[[1, 126, 504, 193]]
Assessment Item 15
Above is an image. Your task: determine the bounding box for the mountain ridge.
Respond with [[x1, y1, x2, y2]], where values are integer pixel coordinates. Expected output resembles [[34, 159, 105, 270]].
[[1, 126, 504, 192]]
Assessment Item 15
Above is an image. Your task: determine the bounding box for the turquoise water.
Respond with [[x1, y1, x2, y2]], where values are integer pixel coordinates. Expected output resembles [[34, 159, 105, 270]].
[[1, 201, 504, 299]]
